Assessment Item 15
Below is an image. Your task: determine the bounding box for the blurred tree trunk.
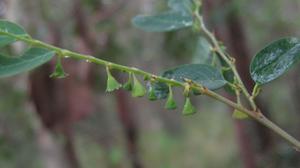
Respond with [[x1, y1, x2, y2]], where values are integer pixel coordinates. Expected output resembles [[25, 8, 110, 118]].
[[203, 0, 275, 167], [202, 2, 256, 167], [73, 0, 143, 167], [222, 2, 274, 155], [292, 73, 300, 136], [116, 90, 142, 168]]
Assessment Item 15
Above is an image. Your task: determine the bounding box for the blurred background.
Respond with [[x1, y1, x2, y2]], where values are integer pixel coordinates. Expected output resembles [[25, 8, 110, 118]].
[[0, 0, 300, 167]]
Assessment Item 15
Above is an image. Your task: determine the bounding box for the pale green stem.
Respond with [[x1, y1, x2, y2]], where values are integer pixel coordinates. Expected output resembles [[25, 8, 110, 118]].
[[194, 12, 257, 110]]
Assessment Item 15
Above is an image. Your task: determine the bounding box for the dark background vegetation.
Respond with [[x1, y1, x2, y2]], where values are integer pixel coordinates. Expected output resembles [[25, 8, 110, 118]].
[[0, 0, 300, 167]]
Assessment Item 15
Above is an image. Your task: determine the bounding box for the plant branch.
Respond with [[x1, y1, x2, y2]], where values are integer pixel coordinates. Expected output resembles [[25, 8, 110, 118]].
[[194, 11, 257, 110], [0, 28, 300, 150]]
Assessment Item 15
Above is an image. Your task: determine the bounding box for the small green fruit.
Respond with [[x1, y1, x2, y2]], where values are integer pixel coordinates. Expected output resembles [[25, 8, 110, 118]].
[[148, 84, 158, 101], [165, 85, 177, 110], [183, 84, 190, 97], [232, 109, 248, 119], [131, 74, 146, 97], [123, 73, 133, 91], [106, 67, 122, 92], [50, 57, 68, 78], [182, 97, 196, 115]]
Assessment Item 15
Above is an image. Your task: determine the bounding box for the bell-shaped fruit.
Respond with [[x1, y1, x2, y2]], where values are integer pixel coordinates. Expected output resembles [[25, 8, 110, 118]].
[[106, 67, 122, 92], [232, 109, 248, 119], [50, 57, 68, 78], [165, 85, 177, 110], [182, 97, 196, 115], [131, 74, 146, 97], [123, 73, 133, 91], [148, 84, 158, 101]]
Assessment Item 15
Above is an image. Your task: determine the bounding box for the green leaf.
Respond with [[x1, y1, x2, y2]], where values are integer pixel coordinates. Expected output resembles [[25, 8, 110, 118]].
[[192, 37, 213, 64], [150, 81, 169, 99], [168, 0, 193, 15], [132, 11, 193, 32], [106, 67, 122, 92], [164, 85, 177, 110], [162, 64, 227, 89], [152, 64, 227, 99], [182, 97, 196, 115], [50, 57, 68, 78], [250, 37, 300, 85], [0, 47, 54, 78], [232, 109, 248, 119], [131, 74, 146, 97], [0, 20, 28, 47]]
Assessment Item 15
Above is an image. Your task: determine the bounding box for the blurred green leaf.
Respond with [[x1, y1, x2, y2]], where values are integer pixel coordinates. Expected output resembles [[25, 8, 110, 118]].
[[132, 11, 193, 32], [168, 0, 193, 15], [192, 37, 213, 64], [0, 20, 28, 47], [250, 37, 300, 85], [0, 47, 54, 78]]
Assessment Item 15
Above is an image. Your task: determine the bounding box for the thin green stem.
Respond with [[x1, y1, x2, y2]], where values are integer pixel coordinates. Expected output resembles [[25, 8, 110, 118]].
[[0, 28, 299, 150], [195, 12, 257, 110]]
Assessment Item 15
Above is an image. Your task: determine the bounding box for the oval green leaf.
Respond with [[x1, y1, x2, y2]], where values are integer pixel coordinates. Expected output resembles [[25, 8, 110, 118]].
[[132, 11, 193, 32], [152, 64, 227, 99], [0, 47, 55, 78], [250, 37, 300, 84], [0, 20, 28, 47]]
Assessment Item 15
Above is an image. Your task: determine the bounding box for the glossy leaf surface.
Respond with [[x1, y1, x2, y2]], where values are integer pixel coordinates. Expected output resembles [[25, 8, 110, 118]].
[[132, 11, 193, 32], [250, 37, 300, 84]]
